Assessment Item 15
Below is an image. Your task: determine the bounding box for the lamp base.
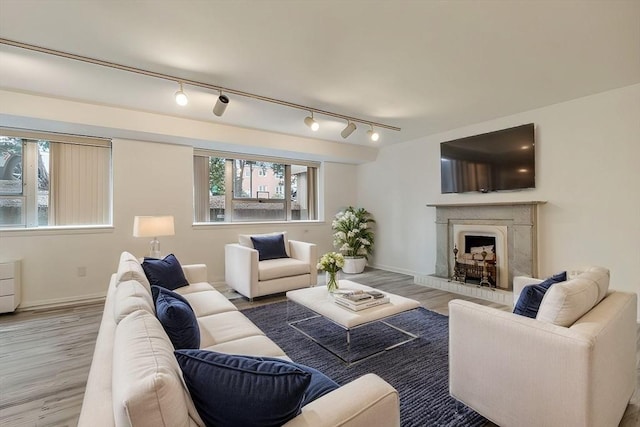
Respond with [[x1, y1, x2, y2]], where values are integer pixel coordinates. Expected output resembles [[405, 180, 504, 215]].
[[149, 238, 161, 259]]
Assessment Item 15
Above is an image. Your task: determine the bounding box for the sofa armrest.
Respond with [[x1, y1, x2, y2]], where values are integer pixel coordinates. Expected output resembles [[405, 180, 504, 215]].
[[224, 243, 259, 298], [289, 240, 318, 287], [288, 240, 316, 264], [449, 299, 613, 427], [283, 374, 400, 427], [182, 264, 208, 284]]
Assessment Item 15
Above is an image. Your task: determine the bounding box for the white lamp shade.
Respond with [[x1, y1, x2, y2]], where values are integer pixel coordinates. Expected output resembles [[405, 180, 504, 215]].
[[133, 216, 175, 237]]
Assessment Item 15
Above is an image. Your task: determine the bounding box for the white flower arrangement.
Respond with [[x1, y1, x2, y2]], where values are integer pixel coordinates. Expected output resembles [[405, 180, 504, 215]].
[[332, 206, 375, 259], [317, 252, 345, 274]]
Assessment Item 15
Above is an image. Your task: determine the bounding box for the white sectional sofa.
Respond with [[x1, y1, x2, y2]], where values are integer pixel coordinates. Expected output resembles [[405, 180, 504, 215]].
[[449, 267, 637, 427], [79, 251, 400, 427]]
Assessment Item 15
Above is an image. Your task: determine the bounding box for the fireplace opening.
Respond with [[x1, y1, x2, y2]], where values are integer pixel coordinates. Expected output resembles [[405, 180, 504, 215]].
[[464, 235, 496, 253], [454, 234, 498, 288]]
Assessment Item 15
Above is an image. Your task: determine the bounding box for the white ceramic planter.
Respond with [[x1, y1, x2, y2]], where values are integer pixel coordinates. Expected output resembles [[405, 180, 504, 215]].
[[342, 257, 367, 274]]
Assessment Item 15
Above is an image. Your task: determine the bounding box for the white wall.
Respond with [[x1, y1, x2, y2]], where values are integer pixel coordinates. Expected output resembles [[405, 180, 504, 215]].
[[358, 84, 640, 315], [0, 91, 360, 308]]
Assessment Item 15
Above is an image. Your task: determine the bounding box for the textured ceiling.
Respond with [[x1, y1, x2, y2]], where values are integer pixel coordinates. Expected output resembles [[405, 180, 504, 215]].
[[0, 0, 639, 147]]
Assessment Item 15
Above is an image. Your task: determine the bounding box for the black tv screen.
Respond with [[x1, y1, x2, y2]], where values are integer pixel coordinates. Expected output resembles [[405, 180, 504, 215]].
[[440, 123, 535, 194]]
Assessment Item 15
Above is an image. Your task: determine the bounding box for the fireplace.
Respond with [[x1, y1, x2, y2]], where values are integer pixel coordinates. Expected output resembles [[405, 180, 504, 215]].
[[426, 201, 545, 293]]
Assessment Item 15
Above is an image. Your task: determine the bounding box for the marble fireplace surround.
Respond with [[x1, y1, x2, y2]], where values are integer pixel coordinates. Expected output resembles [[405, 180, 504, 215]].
[[427, 201, 546, 292]]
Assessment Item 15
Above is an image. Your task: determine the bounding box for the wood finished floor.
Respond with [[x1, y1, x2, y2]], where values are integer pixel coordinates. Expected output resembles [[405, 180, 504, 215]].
[[0, 268, 637, 427]]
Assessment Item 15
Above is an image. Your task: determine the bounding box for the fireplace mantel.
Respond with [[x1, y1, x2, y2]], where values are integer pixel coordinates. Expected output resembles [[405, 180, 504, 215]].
[[427, 201, 546, 208]]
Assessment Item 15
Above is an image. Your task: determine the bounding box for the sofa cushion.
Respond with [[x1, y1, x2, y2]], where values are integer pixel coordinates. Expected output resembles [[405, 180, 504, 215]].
[[203, 335, 288, 358], [112, 310, 203, 427], [197, 311, 265, 348], [151, 286, 200, 350], [174, 350, 311, 427], [258, 257, 311, 281], [116, 251, 151, 292], [114, 280, 154, 324], [177, 289, 238, 317], [142, 254, 189, 290], [536, 275, 600, 327], [239, 231, 291, 257], [251, 233, 289, 261], [513, 271, 567, 318]]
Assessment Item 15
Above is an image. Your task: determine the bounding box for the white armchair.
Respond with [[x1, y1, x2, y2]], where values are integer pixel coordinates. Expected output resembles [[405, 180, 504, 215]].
[[449, 269, 637, 427], [225, 232, 317, 300]]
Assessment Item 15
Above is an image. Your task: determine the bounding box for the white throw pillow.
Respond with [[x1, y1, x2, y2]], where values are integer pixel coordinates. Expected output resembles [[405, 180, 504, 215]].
[[580, 266, 610, 304], [536, 277, 599, 327], [238, 231, 290, 257]]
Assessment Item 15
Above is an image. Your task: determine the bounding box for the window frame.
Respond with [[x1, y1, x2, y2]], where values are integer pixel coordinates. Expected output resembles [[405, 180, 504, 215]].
[[193, 150, 319, 224], [0, 128, 113, 230]]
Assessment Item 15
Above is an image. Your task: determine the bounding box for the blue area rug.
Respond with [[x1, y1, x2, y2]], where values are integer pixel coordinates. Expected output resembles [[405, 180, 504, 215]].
[[242, 302, 487, 427]]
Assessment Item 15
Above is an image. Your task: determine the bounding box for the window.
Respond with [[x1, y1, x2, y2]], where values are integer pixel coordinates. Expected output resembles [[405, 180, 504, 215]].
[[193, 151, 318, 223], [0, 129, 112, 228]]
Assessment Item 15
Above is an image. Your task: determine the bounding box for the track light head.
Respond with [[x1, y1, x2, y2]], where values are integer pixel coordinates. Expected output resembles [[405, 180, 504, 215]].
[[304, 112, 319, 131], [367, 126, 380, 142], [174, 82, 188, 106], [213, 93, 229, 116], [340, 121, 357, 139]]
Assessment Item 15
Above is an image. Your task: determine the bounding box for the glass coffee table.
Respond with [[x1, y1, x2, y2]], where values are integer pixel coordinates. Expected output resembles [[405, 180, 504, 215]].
[[286, 280, 421, 364]]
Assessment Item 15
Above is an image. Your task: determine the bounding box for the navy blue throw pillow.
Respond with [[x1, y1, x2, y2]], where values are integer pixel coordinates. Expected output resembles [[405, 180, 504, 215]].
[[262, 358, 339, 406], [174, 350, 311, 427], [513, 271, 567, 318], [251, 234, 289, 261], [142, 254, 188, 290], [152, 285, 200, 350]]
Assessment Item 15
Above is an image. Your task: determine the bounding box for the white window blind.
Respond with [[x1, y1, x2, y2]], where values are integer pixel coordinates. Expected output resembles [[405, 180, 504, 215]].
[[193, 155, 210, 222], [49, 142, 111, 225]]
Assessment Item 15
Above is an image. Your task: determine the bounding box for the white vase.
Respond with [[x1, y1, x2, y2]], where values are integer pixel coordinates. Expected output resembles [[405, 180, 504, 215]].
[[342, 257, 367, 274]]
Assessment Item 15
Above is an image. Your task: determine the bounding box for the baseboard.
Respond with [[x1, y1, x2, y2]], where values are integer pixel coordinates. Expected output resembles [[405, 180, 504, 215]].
[[367, 263, 418, 277], [18, 292, 107, 312], [414, 274, 513, 306]]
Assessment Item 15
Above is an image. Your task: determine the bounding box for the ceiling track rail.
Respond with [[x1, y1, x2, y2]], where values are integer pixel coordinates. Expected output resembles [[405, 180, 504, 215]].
[[0, 38, 401, 132]]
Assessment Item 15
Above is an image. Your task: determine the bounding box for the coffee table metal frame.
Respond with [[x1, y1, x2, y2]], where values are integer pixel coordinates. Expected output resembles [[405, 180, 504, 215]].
[[286, 291, 419, 365]]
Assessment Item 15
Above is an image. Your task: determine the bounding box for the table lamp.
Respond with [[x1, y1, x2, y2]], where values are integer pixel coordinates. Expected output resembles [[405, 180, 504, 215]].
[[133, 215, 175, 258]]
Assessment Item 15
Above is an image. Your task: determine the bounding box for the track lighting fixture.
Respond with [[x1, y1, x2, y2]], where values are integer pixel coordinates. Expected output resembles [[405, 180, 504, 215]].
[[340, 121, 357, 139], [213, 92, 229, 117], [174, 82, 188, 106], [0, 38, 402, 139], [367, 125, 380, 142], [304, 112, 319, 131]]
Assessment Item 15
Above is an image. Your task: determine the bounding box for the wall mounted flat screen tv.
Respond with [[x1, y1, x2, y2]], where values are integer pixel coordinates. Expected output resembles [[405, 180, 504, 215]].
[[440, 123, 535, 194]]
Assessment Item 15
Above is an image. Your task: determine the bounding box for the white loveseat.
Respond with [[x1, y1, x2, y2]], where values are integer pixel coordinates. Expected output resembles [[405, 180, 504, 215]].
[[225, 232, 317, 300], [448, 267, 637, 427], [79, 251, 400, 427]]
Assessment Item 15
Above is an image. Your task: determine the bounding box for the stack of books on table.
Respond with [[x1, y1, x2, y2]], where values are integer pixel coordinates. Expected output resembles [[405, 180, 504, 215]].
[[333, 290, 390, 311]]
